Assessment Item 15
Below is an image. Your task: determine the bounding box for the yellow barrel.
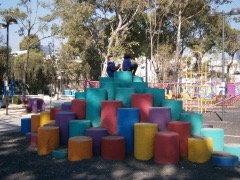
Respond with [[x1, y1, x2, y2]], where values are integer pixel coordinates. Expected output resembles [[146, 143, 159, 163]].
[[31, 114, 40, 132], [68, 136, 92, 161], [40, 111, 51, 127], [37, 126, 60, 155], [188, 135, 213, 163], [134, 123, 158, 160]]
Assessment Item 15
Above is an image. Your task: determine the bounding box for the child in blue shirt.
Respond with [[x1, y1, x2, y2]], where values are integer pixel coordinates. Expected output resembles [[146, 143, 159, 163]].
[[122, 52, 138, 76], [106, 55, 121, 77]]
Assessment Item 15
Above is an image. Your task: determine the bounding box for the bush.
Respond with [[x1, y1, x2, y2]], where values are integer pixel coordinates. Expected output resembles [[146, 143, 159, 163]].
[[13, 96, 22, 104]]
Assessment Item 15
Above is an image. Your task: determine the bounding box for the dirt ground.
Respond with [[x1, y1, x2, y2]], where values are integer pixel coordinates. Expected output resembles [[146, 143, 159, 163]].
[[0, 110, 240, 180]]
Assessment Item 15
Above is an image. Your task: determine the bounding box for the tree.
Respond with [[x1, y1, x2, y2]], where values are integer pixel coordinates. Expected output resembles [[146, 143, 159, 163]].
[[19, 34, 41, 50]]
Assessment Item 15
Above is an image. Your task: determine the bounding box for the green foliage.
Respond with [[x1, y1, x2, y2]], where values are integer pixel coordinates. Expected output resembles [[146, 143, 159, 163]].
[[19, 34, 41, 50]]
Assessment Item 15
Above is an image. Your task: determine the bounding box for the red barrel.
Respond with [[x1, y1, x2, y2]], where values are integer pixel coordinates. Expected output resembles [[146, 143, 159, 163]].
[[101, 100, 122, 134], [131, 94, 153, 122], [71, 99, 86, 119], [167, 121, 191, 157], [101, 136, 125, 160], [154, 131, 180, 164], [50, 108, 61, 120], [30, 132, 38, 146]]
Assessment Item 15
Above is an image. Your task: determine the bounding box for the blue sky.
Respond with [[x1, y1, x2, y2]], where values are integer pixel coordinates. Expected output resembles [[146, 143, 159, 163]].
[[0, 0, 240, 52]]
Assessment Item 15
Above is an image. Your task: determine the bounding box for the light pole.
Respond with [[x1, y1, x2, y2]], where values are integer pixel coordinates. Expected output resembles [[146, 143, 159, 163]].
[[209, 8, 240, 121], [0, 18, 18, 115]]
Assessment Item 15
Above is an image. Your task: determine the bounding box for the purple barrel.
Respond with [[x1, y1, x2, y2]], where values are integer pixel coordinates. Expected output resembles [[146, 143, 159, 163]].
[[85, 127, 108, 155], [149, 107, 171, 131], [61, 103, 72, 111], [55, 111, 76, 145], [203, 124, 214, 128]]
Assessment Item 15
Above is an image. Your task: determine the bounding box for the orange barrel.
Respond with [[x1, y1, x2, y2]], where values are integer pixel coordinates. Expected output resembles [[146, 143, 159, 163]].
[[31, 115, 40, 132], [131, 94, 153, 122], [50, 108, 61, 120], [154, 131, 180, 164], [71, 99, 86, 119], [40, 111, 51, 127], [101, 136, 125, 160], [68, 136, 92, 161], [30, 132, 38, 146], [101, 100, 123, 134], [188, 135, 213, 163], [37, 126, 60, 155], [167, 121, 191, 157], [134, 123, 158, 160]]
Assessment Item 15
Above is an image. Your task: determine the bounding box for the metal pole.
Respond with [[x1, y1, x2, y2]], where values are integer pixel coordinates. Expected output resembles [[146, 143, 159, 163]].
[[6, 23, 9, 115], [222, 11, 225, 121]]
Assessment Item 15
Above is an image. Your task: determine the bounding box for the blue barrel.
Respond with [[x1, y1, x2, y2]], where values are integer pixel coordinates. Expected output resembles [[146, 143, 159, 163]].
[[64, 90, 71, 95], [145, 88, 165, 107], [75, 92, 85, 99], [115, 88, 135, 108], [21, 118, 31, 135], [69, 120, 91, 137], [100, 82, 120, 100], [86, 88, 107, 127], [117, 108, 139, 154], [114, 71, 133, 83], [180, 112, 203, 135], [162, 99, 183, 121], [71, 90, 76, 96]]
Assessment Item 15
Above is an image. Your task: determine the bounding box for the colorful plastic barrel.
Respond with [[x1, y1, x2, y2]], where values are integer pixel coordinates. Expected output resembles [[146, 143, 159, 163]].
[[99, 77, 113, 83], [117, 108, 139, 154], [131, 94, 152, 122], [203, 124, 214, 128], [149, 107, 171, 131], [30, 132, 38, 146], [224, 143, 240, 159], [86, 88, 107, 127], [68, 136, 92, 161], [40, 111, 51, 127], [145, 88, 165, 107], [167, 121, 191, 157], [85, 127, 108, 155], [52, 149, 68, 159], [71, 99, 86, 119], [50, 108, 61, 120], [211, 151, 239, 167], [115, 88, 135, 108], [101, 101, 123, 134], [101, 136, 126, 160], [69, 120, 91, 137], [38, 126, 60, 155], [75, 92, 86, 99], [133, 76, 144, 82], [180, 112, 203, 135], [61, 103, 72, 111], [188, 136, 213, 163], [21, 118, 31, 135], [31, 115, 40, 132], [100, 82, 120, 100], [200, 128, 224, 151], [114, 71, 133, 83], [129, 82, 148, 93], [162, 100, 183, 121], [154, 131, 180, 164], [134, 123, 158, 160], [55, 111, 76, 145]]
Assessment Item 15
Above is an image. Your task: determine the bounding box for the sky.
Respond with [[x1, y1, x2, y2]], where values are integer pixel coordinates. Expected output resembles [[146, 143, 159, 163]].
[[0, 0, 240, 53]]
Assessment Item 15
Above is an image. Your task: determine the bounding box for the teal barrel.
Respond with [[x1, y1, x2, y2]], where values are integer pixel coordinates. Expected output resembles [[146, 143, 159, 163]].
[[129, 82, 148, 94], [69, 120, 91, 137], [162, 99, 183, 121], [224, 143, 240, 159], [180, 112, 203, 135], [86, 88, 107, 127], [115, 88, 136, 108], [133, 76, 144, 82], [114, 71, 133, 83], [200, 128, 224, 151], [145, 88, 165, 107], [100, 82, 120, 100], [75, 92, 86, 99], [99, 77, 113, 83]]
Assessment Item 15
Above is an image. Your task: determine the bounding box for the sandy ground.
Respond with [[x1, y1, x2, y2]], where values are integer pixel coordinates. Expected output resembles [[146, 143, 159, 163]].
[[0, 102, 240, 180]]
